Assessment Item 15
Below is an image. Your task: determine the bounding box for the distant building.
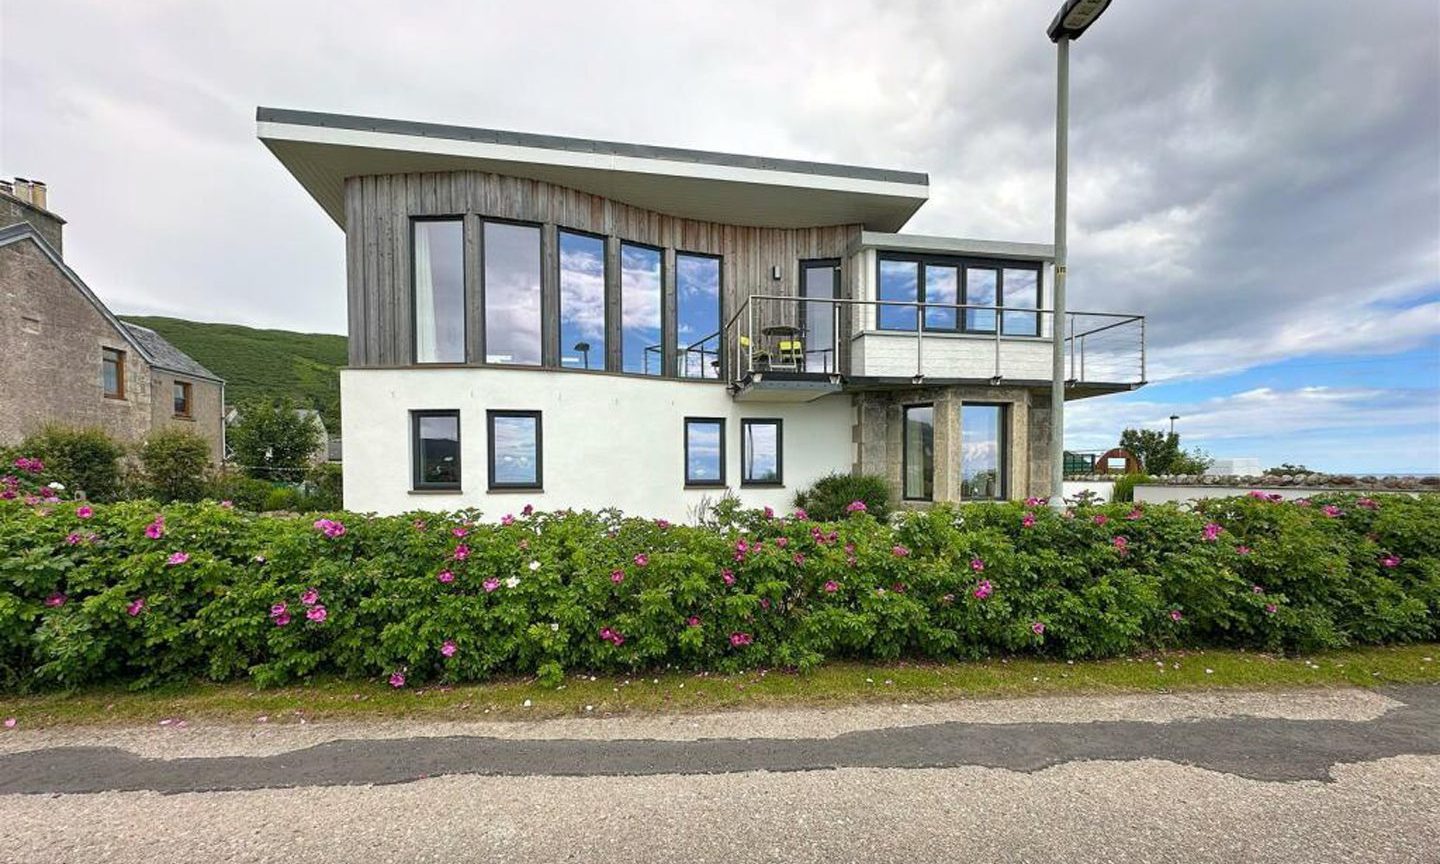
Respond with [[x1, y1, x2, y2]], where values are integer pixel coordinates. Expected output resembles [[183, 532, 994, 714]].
[[1206, 457, 1262, 476], [0, 180, 225, 461]]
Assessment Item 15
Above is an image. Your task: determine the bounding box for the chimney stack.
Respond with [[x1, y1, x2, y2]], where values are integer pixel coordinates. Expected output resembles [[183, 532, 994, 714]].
[[2, 176, 64, 255], [29, 181, 47, 211], [11, 177, 33, 206]]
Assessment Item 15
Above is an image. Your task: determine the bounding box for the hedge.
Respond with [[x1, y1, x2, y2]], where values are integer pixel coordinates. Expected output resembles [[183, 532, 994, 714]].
[[1, 463, 1436, 690]]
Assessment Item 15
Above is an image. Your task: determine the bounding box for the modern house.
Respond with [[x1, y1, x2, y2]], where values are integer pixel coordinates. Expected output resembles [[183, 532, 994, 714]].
[[260, 108, 1144, 518], [0, 179, 226, 462]]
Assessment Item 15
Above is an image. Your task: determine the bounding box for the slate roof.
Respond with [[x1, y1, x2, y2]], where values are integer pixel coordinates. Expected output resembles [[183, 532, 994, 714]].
[[121, 323, 222, 382]]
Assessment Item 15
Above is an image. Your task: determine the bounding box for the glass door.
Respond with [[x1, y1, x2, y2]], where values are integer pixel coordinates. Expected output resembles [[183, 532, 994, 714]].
[[800, 261, 840, 373]]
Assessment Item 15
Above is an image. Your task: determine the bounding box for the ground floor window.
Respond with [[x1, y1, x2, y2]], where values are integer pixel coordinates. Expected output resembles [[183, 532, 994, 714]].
[[960, 403, 1006, 500], [487, 410, 542, 490], [684, 417, 726, 486], [740, 419, 782, 486], [412, 410, 461, 491], [902, 404, 934, 500]]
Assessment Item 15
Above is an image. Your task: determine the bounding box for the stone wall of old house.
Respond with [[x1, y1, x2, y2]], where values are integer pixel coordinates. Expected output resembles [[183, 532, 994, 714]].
[[0, 192, 63, 254], [851, 384, 1053, 505], [147, 370, 225, 462], [0, 237, 223, 462]]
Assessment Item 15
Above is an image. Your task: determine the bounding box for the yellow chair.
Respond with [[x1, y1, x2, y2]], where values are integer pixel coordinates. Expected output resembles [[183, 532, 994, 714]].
[[775, 339, 804, 370], [739, 335, 770, 370]]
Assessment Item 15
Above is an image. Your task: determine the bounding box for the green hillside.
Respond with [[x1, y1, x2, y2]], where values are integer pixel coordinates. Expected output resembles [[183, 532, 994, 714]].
[[119, 316, 347, 426]]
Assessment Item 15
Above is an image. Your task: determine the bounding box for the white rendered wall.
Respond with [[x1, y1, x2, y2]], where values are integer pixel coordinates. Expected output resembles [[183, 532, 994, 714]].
[[341, 367, 855, 520]]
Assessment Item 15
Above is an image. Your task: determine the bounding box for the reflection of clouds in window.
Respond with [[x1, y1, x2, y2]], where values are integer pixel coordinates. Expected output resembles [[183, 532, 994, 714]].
[[621, 244, 662, 374], [742, 422, 779, 482], [925, 265, 958, 330], [879, 260, 918, 330], [961, 405, 1004, 499], [559, 232, 606, 368], [484, 223, 542, 365], [415, 220, 465, 363], [966, 268, 997, 332], [1002, 268, 1039, 336], [677, 253, 721, 378], [491, 415, 538, 485], [686, 421, 722, 481]]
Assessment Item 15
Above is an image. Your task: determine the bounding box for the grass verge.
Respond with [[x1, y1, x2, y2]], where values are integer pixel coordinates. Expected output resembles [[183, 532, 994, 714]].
[[3, 644, 1436, 729]]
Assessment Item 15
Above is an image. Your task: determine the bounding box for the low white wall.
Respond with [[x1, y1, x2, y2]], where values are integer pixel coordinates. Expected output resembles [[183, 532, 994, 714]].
[[851, 331, 1051, 380], [1063, 479, 1115, 503], [341, 367, 855, 520]]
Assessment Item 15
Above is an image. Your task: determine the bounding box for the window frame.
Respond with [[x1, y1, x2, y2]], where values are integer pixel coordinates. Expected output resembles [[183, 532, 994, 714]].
[[739, 418, 784, 488], [798, 258, 842, 374], [486, 409, 543, 491], [674, 249, 725, 380], [557, 226, 610, 372], [874, 253, 1044, 337], [901, 402, 936, 502], [411, 409, 462, 492], [618, 239, 665, 376], [102, 347, 126, 399], [172, 380, 193, 419], [960, 402, 1009, 501], [479, 216, 545, 367], [682, 416, 727, 488], [410, 215, 468, 366]]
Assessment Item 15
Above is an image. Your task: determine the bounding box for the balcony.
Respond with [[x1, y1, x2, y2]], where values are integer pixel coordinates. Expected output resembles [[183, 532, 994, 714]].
[[723, 294, 1145, 402]]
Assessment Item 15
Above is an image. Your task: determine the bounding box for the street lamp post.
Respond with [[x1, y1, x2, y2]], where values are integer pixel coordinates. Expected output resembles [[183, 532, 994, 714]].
[[1169, 414, 1179, 436], [1047, 0, 1112, 509]]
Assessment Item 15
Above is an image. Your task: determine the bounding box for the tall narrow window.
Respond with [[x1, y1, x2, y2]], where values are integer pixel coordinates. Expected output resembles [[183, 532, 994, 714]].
[[676, 253, 721, 378], [621, 243, 663, 375], [801, 261, 839, 373], [964, 267, 998, 333], [960, 404, 1006, 500], [483, 221, 542, 365], [1002, 268, 1040, 337], [413, 219, 465, 363], [487, 410, 542, 490], [740, 419, 783, 486], [559, 230, 606, 370], [172, 381, 192, 418], [684, 417, 726, 486], [878, 259, 918, 331], [902, 404, 934, 501], [924, 264, 959, 331], [412, 410, 461, 491], [102, 347, 125, 399]]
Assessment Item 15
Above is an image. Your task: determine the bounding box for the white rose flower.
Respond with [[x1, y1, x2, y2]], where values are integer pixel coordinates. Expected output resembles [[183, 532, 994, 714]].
[[505, 576, 521, 589], [528, 560, 541, 571], [48, 482, 65, 491]]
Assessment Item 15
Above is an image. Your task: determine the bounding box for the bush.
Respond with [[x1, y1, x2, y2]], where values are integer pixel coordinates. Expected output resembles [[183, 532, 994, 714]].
[[228, 398, 322, 482], [1, 491, 1434, 691], [793, 473, 891, 522], [304, 463, 343, 511], [1112, 473, 1151, 503], [13, 427, 124, 501], [139, 430, 212, 503]]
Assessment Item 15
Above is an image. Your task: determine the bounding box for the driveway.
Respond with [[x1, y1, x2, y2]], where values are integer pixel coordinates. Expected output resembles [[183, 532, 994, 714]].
[[1, 685, 1437, 862]]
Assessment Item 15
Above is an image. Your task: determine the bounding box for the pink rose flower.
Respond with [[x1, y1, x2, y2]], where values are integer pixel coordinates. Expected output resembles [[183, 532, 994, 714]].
[[722, 568, 736, 586], [655, 519, 670, 529], [273, 612, 291, 627], [792, 552, 805, 566], [437, 569, 455, 584], [501, 514, 515, 526], [793, 508, 808, 520], [610, 569, 625, 584], [219, 500, 234, 509], [891, 545, 910, 558], [75, 505, 93, 519], [970, 558, 985, 572], [452, 526, 469, 538], [687, 616, 702, 628], [312, 518, 346, 538], [1357, 498, 1379, 510], [823, 580, 839, 593], [1112, 536, 1129, 552], [729, 632, 753, 647], [453, 544, 470, 561], [389, 672, 406, 688], [3, 717, 15, 728], [633, 553, 649, 567], [1022, 512, 1037, 528], [301, 588, 320, 606], [1382, 554, 1401, 568], [763, 506, 774, 519], [1169, 609, 1183, 622], [1031, 621, 1046, 636], [269, 602, 287, 618], [1252, 584, 1265, 594], [973, 580, 992, 600], [45, 592, 66, 607], [65, 532, 82, 546], [166, 551, 189, 566], [845, 500, 868, 513], [144, 519, 165, 540], [127, 598, 145, 617], [1093, 514, 1109, 526], [1322, 504, 1343, 518], [1265, 603, 1277, 614], [441, 640, 457, 658], [776, 536, 789, 549], [521, 504, 534, 516], [483, 578, 500, 593], [1126, 508, 1143, 521], [1236, 545, 1251, 556], [1202, 523, 1222, 542], [306, 605, 327, 622]]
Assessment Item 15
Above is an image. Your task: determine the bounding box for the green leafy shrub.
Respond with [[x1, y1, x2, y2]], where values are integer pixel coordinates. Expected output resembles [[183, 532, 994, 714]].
[[139, 430, 213, 503], [1112, 473, 1151, 503], [13, 427, 124, 501], [0, 491, 1434, 691], [793, 473, 891, 522], [304, 463, 343, 511]]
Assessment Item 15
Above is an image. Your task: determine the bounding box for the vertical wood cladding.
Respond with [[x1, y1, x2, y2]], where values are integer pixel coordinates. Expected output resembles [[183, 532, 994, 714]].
[[344, 171, 860, 370]]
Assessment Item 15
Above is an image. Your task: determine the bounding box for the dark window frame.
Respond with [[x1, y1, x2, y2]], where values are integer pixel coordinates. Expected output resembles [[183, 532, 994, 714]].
[[798, 258, 842, 374], [960, 401, 1009, 501], [618, 239, 665, 377], [411, 409, 462, 492], [479, 216, 546, 367], [874, 253, 1043, 337], [901, 402, 936, 502], [674, 249, 725, 380], [556, 226, 610, 372], [410, 215, 468, 365], [739, 418, 784, 487], [172, 380, 192, 418], [486, 409, 543, 491], [682, 416, 727, 487], [102, 347, 126, 399]]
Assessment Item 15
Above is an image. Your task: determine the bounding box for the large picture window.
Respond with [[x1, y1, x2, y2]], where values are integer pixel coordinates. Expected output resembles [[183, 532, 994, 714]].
[[1002, 268, 1041, 337], [740, 419, 783, 486], [876, 255, 1043, 337], [684, 417, 726, 486], [487, 410, 542, 490], [676, 252, 721, 378], [960, 403, 1006, 500], [483, 221, 542, 365], [412, 410, 461, 491], [621, 242, 663, 375], [902, 404, 934, 501], [559, 230, 606, 370], [964, 267, 998, 333], [878, 259, 918, 331], [413, 219, 465, 364]]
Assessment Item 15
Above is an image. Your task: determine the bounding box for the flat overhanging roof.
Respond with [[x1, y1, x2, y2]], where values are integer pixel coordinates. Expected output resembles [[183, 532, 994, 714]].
[[258, 108, 930, 232]]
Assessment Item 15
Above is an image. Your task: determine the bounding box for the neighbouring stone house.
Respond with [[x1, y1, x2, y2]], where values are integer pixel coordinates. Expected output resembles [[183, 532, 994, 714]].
[[0, 180, 226, 462]]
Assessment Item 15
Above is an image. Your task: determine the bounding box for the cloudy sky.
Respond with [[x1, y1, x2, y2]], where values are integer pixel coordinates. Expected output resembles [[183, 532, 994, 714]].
[[3, 0, 1437, 472]]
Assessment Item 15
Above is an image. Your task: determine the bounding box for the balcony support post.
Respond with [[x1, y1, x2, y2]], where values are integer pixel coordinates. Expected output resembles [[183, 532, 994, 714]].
[[1049, 35, 1070, 509]]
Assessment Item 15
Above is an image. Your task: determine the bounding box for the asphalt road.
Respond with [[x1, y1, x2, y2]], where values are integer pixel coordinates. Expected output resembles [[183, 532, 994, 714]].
[[1, 686, 1437, 863]]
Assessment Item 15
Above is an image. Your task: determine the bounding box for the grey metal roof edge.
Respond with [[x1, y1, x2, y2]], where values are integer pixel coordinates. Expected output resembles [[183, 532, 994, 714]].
[[850, 231, 1055, 260], [257, 107, 930, 188]]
